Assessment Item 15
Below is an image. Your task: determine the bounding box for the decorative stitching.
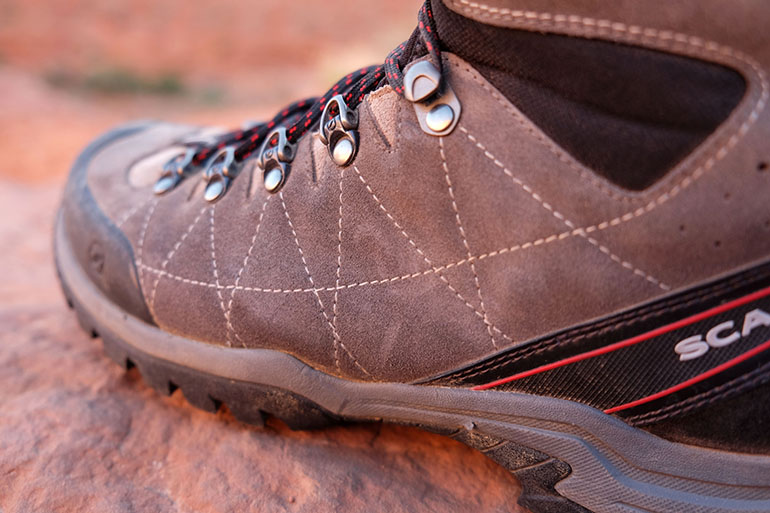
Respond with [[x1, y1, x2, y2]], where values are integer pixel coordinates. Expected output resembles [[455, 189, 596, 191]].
[[148, 205, 208, 317], [446, 3, 769, 206], [440, 137, 498, 349], [583, 235, 670, 291], [135, 219, 770, 297], [127, 13, 767, 378], [450, 0, 757, 69], [585, 236, 670, 290], [133, 221, 623, 294], [351, 164, 514, 343], [224, 195, 271, 348], [134, 214, 662, 295], [450, 61, 632, 203], [209, 205, 231, 346], [280, 192, 372, 377], [460, 126, 671, 291]]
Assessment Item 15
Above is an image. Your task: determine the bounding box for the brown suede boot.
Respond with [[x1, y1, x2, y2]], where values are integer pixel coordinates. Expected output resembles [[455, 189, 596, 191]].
[[55, 1, 770, 511]]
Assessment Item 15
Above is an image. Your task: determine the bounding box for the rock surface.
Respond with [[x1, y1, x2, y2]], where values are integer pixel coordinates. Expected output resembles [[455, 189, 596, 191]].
[[0, 183, 525, 512]]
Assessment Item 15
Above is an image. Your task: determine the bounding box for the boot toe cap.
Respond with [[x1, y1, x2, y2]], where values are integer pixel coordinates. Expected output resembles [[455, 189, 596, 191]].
[[59, 121, 200, 324]]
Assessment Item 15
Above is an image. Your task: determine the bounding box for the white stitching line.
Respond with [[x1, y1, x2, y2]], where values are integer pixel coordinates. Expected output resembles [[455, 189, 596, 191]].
[[445, 5, 769, 205], [440, 137, 499, 349], [332, 166, 345, 372], [116, 196, 155, 229], [450, 2, 769, 187], [148, 205, 208, 317], [135, 105, 765, 299], [460, 126, 671, 291], [451, 0, 758, 67], [224, 195, 271, 348], [138, 199, 680, 294], [135, 233, 551, 293], [450, 61, 632, 203], [351, 164, 513, 343], [128, 13, 767, 360], [209, 205, 231, 346], [135, 189, 726, 294], [581, 237, 670, 291], [585, 235, 669, 289], [279, 192, 372, 377], [451, 0, 760, 61]]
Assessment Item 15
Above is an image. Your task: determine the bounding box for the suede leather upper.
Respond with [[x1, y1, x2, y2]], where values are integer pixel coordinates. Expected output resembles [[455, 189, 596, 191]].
[[60, 122, 158, 325], [61, 1, 770, 385]]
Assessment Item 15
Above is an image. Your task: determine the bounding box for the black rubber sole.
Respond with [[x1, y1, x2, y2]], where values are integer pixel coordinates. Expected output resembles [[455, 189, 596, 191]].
[[59, 265, 588, 513]]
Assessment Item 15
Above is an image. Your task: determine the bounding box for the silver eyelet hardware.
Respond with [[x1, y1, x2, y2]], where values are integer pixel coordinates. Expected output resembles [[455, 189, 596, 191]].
[[318, 94, 359, 167], [202, 146, 241, 203], [258, 127, 296, 193], [154, 148, 196, 195], [403, 60, 461, 137]]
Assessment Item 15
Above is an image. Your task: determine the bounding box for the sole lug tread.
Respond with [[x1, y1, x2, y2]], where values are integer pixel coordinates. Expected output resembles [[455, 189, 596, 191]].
[[177, 382, 223, 414], [133, 359, 178, 396], [457, 430, 590, 513], [57, 254, 587, 512]]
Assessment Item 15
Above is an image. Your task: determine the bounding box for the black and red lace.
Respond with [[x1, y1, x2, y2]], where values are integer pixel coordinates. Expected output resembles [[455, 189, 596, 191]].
[[185, 0, 442, 169]]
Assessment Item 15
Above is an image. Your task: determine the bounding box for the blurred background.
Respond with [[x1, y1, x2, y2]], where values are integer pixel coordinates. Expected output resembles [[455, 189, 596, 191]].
[[0, 0, 420, 183]]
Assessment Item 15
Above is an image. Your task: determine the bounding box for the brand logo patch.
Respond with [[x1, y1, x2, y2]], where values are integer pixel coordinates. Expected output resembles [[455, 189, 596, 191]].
[[675, 308, 770, 361]]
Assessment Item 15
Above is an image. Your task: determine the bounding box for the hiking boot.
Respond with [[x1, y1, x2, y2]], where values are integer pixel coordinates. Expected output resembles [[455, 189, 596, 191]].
[[54, 0, 770, 511]]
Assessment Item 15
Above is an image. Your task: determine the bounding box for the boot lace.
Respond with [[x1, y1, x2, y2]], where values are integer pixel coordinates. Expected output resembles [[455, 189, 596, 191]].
[[156, 0, 442, 199]]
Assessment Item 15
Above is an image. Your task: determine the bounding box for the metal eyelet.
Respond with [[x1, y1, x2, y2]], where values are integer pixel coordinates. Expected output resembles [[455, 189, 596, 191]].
[[258, 127, 296, 193], [154, 148, 196, 195], [318, 94, 359, 167], [403, 60, 461, 137], [202, 146, 241, 203]]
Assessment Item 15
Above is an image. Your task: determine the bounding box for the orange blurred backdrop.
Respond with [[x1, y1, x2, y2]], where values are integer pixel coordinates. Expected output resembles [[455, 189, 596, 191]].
[[0, 0, 420, 183]]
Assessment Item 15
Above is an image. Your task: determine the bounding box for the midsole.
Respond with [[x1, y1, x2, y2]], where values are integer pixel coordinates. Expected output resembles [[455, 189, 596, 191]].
[[55, 212, 770, 512]]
